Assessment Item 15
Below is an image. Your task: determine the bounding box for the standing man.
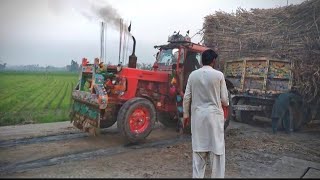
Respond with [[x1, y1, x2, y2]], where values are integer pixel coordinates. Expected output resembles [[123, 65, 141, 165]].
[[271, 88, 304, 134], [183, 49, 229, 178]]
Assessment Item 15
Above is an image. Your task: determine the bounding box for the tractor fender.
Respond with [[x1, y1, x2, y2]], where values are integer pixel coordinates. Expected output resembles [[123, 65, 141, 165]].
[[136, 93, 156, 108]]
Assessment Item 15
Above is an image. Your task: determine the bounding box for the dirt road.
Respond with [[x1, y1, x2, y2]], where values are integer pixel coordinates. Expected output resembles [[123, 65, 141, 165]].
[[0, 120, 319, 178]]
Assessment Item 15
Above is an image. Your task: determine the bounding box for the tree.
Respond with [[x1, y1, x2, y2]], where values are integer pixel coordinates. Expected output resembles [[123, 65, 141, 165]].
[[136, 63, 152, 70], [0, 63, 6, 70], [69, 60, 79, 72]]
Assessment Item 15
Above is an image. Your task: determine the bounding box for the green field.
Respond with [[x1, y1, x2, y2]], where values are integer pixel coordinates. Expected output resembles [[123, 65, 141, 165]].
[[0, 71, 78, 126]]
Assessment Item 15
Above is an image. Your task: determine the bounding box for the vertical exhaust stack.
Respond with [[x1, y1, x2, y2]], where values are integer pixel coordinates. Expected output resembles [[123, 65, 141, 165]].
[[100, 22, 105, 63], [128, 36, 137, 68], [126, 22, 137, 68]]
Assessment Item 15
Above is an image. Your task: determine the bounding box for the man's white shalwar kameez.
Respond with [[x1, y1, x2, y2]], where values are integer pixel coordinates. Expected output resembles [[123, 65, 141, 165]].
[[183, 66, 229, 178]]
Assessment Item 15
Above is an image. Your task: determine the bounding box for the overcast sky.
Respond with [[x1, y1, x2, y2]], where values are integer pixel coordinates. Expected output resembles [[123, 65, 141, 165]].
[[0, 0, 305, 67]]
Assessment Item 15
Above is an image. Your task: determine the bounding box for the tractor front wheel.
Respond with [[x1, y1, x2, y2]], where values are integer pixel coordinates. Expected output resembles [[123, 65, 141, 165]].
[[117, 97, 156, 143]]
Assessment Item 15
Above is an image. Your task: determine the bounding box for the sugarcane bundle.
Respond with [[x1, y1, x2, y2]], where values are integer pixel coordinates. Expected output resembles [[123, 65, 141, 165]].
[[203, 0, 320, 105]]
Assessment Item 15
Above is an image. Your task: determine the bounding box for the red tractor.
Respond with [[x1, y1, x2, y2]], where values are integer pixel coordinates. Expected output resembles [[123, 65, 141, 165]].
[[70, 31, 231, 143]]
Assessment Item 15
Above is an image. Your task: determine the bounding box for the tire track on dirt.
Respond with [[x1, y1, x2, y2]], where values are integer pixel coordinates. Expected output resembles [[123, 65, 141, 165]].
[[0, 129, 118, 148], [0, 135, 190, 175], [0, 125, 165, 148]]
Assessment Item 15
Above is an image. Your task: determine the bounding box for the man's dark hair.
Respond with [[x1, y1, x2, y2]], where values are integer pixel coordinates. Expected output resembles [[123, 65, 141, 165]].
[[201, 49, 218, 66]]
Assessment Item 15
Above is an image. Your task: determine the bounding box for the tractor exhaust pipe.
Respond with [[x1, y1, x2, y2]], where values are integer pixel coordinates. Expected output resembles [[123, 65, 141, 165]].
[[128, 35, 137, 68], [100, 22, 105, 63]]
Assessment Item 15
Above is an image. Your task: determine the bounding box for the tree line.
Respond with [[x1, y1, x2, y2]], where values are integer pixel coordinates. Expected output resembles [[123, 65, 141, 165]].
[[0, 60, 153, 72]]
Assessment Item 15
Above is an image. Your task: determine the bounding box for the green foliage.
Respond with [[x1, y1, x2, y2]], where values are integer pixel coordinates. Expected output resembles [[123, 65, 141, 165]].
[[136, 63, 153, 70], [0, 72, 78, 126], [68, 60, 79, 72]]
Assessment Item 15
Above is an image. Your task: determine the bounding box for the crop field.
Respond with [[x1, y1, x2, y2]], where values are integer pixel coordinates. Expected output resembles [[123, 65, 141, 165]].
[[0, 71, 78, 126]]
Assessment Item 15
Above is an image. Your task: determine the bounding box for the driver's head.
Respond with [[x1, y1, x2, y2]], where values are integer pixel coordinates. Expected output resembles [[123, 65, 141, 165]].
[[202, 49, 218, 66]]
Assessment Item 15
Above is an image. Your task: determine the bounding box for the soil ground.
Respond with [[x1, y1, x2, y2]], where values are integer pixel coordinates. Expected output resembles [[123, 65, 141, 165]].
[[0, 119, 319, 178]]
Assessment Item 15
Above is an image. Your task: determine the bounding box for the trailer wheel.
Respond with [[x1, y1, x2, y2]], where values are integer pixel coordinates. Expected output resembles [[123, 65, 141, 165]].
[[235, 98, 253, 123], [117, 97, 156, 143], [281, 107, 305, 131]]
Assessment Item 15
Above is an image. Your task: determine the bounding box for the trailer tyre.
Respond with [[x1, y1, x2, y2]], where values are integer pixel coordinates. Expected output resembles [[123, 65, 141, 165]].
[[235, 98, 253, 123], [117, 97, 156, 143]]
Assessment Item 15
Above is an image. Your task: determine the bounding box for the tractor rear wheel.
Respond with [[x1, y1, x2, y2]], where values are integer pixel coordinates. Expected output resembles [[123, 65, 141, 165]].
[[100, 107, 118, 128], [224, 90, 232, 130], [117, 97, 156, 143], [158, 112, 177, 127], [100, 117, 117, 128], [100, 115, 117, 128]]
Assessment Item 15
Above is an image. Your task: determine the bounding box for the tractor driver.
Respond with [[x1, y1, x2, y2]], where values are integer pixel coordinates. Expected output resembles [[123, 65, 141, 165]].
[[183, 52, 201, 92]]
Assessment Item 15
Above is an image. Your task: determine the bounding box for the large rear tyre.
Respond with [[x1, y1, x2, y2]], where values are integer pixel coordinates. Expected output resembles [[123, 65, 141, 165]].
[[224, 90, 232, 130], [100, 116, 117, 128], [100, 112, 117, 128], [100, 106, 118, 128], [158, 111, 177, 127], [117, 97, 156, 143]]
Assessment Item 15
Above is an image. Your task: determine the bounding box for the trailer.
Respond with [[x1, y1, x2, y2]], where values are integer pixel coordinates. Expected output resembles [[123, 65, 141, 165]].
[[224, 57, 304, 128]]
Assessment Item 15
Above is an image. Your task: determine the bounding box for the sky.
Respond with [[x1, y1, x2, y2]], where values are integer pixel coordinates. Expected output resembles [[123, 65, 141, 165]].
[[0, 0, 305, 67]]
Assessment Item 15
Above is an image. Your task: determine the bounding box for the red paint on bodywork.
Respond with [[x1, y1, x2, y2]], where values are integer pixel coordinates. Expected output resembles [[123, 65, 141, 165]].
[[118, 67, 170, 100]]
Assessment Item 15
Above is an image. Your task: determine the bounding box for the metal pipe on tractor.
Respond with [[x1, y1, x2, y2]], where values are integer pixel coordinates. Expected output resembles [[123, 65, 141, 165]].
[[100, 22, 105, 63], [128, 35, 137, 68]]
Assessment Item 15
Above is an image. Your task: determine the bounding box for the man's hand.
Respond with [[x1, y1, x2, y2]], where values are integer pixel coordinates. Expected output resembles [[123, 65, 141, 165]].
[[222, 105, 229, 121], [183, 117, 190, 128]]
